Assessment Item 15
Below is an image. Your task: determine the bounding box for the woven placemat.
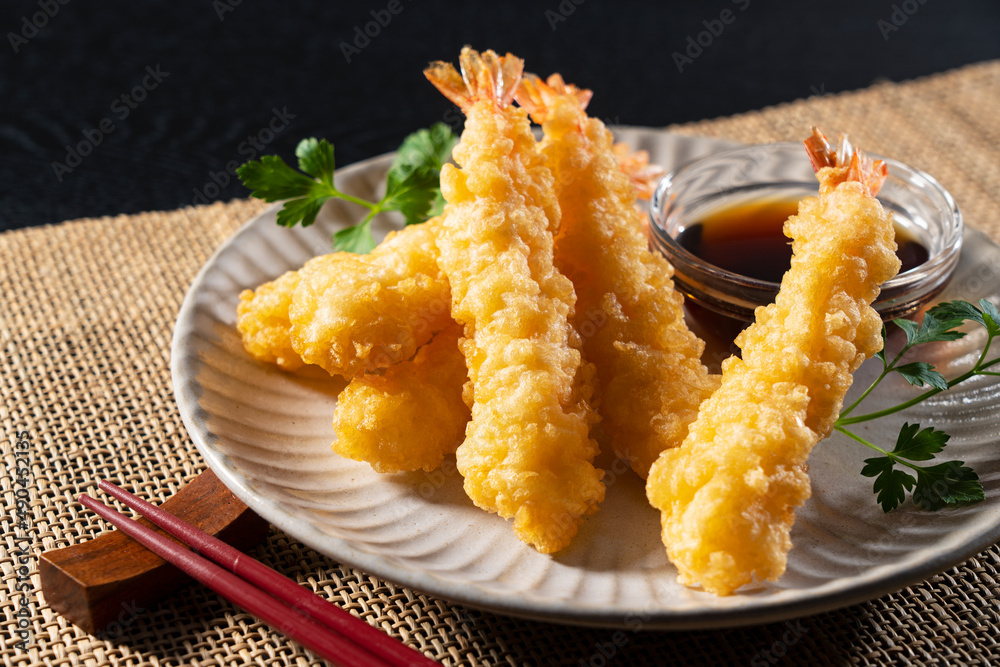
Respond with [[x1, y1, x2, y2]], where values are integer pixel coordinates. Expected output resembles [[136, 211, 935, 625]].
[[4, 60, 1000, 667]]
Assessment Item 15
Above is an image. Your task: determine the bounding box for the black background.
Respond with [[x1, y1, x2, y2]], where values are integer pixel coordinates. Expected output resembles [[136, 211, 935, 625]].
[[2, 0, 998, 231]]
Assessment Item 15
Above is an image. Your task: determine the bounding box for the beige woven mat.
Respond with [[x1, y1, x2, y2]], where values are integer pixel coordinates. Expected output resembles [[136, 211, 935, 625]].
[[4, 60, 1000, 667]]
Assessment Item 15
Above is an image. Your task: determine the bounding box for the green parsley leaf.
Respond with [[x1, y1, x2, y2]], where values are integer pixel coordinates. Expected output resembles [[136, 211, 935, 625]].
[[236, 140, 341, 228], [333, 220, 377, 254], [428, 191, 446, 218], [927, 301, 986, 326], [928, 299, 983, 326], [892, 361, 949, 390], [391, 122, 458, 176], [912, 461, 984, 511], [295, 137, 336, 185], [891, 312, 966, 347], [979, 298, 1000, 336], [875, 323, 889, 366], [276, 196, 327, 229], [929, 299, 999, 338], [236, 154, 320, 203], [384, 123, 458, 225], [861, 456, 915, 513], [891, 317, 920, 344], [891, 422, 949, 461], [381, 166, 441, 225], [237, 125, 455, 252], [854, 421, 982, 513]]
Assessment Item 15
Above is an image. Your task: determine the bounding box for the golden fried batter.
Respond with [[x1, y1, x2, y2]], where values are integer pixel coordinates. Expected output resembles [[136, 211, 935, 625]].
[[425, 48, 604, 553], [237, 269, 306, 371], [646, 129, 901, 595], [331, 324, 469, 473], [289, 218, 453, 377], [515, 74, 719, 477]]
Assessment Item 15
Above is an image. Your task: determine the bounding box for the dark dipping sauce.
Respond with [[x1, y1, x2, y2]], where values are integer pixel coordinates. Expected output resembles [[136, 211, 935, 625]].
[[675, 197, 930, 283]]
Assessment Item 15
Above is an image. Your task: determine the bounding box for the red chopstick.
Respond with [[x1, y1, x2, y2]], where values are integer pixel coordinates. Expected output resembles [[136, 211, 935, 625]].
[[80, 484, 437, 667], [95, 480, 435, 666]]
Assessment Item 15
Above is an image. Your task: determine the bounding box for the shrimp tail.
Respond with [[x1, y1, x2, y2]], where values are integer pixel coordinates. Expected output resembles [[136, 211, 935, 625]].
[[516, 75, 660, 199], [613, 143, 666, 201], [515, 73, 593, 124], [804, 126, 888, 196], [424, 46, 523, 112]]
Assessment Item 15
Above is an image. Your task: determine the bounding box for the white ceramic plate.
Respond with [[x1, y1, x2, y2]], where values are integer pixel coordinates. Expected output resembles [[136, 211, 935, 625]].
[[171, 129, 1000, 629]]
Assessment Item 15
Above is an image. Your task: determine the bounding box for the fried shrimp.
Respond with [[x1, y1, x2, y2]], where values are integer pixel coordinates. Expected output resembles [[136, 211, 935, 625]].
[[515, 74, 719, 478], [331, 324, 469, 473], [424, 48, 604, 553], [237, 269, 307, 371], [646, 128, 901, 596], [612, 142, 665, 202], [288, 217, 453, 377]]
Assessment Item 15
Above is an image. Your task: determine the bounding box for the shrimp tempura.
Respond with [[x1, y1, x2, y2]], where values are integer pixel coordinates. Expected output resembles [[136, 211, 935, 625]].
[[424, 48, 604, 553], [646, 128, 901, 595], [515, 74, 720, 477], [612, 142, 665, 202], [332, 324, 470, 473], [237, 269, 306, 371], [289, 218, 453, 377]]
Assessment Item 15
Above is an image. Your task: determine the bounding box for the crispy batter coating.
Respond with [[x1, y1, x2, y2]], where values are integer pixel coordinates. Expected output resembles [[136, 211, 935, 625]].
[[646, 136, 901, 595], [288, 218, 453, 377], [331, 324, 470, 473], [237, 269, 306, 371], [516, 74, 720, 477], [425, 48, 604, 553]]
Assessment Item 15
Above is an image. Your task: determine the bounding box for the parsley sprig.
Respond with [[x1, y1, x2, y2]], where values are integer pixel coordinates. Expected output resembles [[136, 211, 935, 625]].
[[835, 299, 999, 512], [236, 123, 458, 253]]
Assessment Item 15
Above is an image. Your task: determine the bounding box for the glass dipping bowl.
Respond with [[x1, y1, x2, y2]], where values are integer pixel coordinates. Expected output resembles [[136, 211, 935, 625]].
[[649, 142, 963, 323]]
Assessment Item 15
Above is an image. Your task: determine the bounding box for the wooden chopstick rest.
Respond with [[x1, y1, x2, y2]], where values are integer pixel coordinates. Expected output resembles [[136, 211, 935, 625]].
[[77, 492, 391, 666], [40, 469, 270, 634], [96, 479, 437, 666]]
